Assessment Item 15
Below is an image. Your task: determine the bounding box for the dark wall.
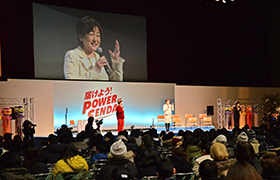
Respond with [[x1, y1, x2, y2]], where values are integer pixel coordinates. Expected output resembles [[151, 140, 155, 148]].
[[0, 0, 276, 87]]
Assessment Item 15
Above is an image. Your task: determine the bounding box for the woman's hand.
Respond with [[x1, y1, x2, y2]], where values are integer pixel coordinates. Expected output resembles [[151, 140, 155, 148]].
[[95, 56, 108, 73], [109, 40, 120, 61]]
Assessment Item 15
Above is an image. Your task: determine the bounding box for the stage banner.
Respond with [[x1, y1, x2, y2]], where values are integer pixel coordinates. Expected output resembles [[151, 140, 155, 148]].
[[53, 81, 175, 130]]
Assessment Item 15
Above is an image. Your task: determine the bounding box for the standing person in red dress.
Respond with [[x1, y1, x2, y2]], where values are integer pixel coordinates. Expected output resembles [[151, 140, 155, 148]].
[[116, 99, 125, 132]]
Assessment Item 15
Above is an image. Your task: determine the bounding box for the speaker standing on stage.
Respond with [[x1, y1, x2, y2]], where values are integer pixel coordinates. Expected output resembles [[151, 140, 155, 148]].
[[116, 99, 125, 132], [233, 102, 241, 129], [163, 99, 174, 132]]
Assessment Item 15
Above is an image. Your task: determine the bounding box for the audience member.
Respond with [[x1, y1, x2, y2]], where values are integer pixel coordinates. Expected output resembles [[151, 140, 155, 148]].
[[97, 139, 137, 180], [212, 134, 235, 158], [104, 131, 115, 153], [246, 129, 260, 154], [169, 146, 193, 174], [193, 141, 213, 176], [156, 157, 176, 180], [199, 160, 225, 180], [52, 142, 88, 176], [23, 146, 48, 174], [134, 135, 160, 179], [40, 134, 61, 164], [237, 131, 248, 143], [226, 161, 263, 180], [210, 143, 235, 177], [91, 143, 108, 162], [235, 142, 262, 174], [261, 154, 280, 180]]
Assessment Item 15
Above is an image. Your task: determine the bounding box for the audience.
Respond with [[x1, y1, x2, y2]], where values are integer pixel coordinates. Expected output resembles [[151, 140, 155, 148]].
[[3, 121, 280, 180]]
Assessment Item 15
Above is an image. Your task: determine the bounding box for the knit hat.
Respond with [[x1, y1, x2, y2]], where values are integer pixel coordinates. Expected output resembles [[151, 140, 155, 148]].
[[212, 135, 227, 143], [210, 142, 229, 161], [246, 129, 256, 141], [237, 132, 248, 142], [110, 139, 127, 158]]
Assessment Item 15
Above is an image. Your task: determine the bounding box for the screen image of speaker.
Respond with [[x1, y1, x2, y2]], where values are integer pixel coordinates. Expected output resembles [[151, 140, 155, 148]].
[[207, 106, 214, 115]]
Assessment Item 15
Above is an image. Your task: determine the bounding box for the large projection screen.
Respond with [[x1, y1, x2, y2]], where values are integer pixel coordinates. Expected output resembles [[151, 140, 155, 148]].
[[33, 3, 147, 82]]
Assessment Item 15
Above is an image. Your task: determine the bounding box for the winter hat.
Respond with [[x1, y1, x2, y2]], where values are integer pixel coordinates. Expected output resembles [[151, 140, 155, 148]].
[[212, 135, 227, 143], [237, 132, 248, 142], [210, 142, 229, 161], [246, 129, 256, 141], [259, 141, 269, 152], [110, 139, 127, 158]]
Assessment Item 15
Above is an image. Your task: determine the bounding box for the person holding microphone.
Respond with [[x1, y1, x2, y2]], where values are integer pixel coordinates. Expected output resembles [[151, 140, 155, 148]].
[[116, 98, 125, 132], [163, 99, 174, 132]]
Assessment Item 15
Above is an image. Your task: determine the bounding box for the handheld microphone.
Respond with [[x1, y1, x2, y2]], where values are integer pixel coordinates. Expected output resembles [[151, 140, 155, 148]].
[[96, 47, 113, 76]]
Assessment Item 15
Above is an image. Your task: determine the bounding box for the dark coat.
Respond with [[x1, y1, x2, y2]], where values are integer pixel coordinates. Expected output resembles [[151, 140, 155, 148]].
[[40, 144, 61, 163], [97, 159, 137, 180], [169, 155, 193, 174]]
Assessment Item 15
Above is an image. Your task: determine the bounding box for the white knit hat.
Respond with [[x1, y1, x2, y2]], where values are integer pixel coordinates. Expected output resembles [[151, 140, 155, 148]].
[[212, 135, 227, 143], [110, 139, 127, 158]]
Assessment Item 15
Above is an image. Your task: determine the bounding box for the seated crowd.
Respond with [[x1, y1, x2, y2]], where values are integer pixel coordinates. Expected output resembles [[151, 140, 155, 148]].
[[0, 119, 280, 180]]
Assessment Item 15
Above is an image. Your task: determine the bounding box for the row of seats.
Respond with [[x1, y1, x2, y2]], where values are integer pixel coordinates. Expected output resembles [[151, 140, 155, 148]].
[[157, 114, 212, 127]]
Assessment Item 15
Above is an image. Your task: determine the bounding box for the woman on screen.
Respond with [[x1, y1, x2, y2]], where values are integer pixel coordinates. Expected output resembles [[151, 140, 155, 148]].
[[64, 16, 124, 81], [163, 99, 174, 132]]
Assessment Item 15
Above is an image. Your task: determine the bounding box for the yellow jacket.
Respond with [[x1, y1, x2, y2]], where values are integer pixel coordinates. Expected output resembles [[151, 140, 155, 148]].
[[52, 155, 88, 176]]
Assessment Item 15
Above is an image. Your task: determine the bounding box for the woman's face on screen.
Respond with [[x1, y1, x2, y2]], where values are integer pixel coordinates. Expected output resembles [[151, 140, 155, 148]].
[[80, 26, 101, 53]]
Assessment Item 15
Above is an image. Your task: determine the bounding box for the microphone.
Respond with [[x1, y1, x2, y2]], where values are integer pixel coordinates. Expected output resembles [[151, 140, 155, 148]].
[[96, 47, 113, 76]]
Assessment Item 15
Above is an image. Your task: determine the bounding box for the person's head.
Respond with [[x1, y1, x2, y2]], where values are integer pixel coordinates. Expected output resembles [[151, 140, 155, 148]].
[[110, 139, 127, 158], [237, 131, 248, 142], [149, 128, 158, 138], [88, 117, 94, 125], [141, 135, 154, 149], [60, 142, 78, 160], [76, 16, 102, 51], [178, 130, 184, 137], [172, 146, 189, 162], [210, 143, 229, 161], [157, 157, 175, 180], [76, 131, 87, 142], [118, 99, 123, 106], [199, 160, 218, 180], [236, 102, 240, 107], [235, 142, 255, 161], [165, 99, 170, 105], [246, 129, 257, 142], [261, 154, 280, 173], [226, 161, 263, 180], [3, 133, 12, 141], [159, 130, 166, 137], [104, 131, 114, 142], [212, 134, 227, 143], [200, 141, 212, 156], [96, 143, 107, 154], [48, 134, 58, 144]]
